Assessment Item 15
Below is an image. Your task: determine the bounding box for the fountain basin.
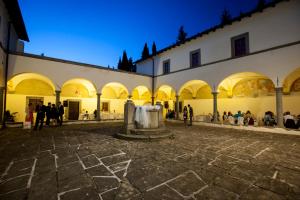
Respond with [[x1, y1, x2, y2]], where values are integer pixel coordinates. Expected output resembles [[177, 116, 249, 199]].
[[118, 100, 173, 140]]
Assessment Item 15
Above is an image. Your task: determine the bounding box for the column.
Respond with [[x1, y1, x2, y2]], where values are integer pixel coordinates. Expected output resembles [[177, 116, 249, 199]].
[[175, 95, 179, 120], [275, 87, 284, 128], [151, 96, 155, 106], [96, 93, 101, 121], [0, 87, 4, 124], [55, 90, 61, 105], [212, 91, 218, 123]]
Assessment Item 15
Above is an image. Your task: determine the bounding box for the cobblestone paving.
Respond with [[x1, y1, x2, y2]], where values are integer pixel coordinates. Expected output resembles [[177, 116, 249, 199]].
[[0, 122, 299, 200]]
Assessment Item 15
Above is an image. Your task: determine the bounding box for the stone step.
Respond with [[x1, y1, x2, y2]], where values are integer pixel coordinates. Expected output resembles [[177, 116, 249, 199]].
[[130, 128, 169, 135], [116, 132, 174, 141]]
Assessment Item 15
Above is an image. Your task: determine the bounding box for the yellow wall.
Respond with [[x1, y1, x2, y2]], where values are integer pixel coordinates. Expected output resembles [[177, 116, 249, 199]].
[[7, 94, 56, 122], [183, 94, 300, 121]]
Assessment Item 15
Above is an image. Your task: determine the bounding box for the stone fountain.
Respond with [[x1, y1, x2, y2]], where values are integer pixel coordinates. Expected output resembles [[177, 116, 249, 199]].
[[117, 100, 172, 140]]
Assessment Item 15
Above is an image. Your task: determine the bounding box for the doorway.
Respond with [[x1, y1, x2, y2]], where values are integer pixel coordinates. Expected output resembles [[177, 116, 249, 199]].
[[68, 101, 80, 120]]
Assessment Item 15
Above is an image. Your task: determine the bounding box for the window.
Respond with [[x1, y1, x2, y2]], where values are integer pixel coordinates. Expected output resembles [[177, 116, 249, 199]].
[[101, 102, 109, 112], [231, 33, 249, 57], [27, 97, 44, 112], [163, 59, 170, 74], [190, 49, 201, 67]]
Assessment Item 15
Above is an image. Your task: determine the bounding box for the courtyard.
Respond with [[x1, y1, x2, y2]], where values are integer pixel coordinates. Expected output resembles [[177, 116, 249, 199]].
[[0, 122, 299, 200]]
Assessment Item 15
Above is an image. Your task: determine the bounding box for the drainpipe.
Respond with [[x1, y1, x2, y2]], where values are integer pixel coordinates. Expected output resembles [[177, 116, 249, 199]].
[[151, 58, 155, 105], [2, 22, 11, 129]]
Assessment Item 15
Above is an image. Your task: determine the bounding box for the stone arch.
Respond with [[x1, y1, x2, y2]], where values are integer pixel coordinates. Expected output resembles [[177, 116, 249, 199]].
[[217, 72, 275, 98], [283, 67, 300, 93], [178, 80, 212, 100], [131, 85, 151, 101], [216, 72, 276, 121], [155, 85, 176, 101], [8, 72, 56, 96], [61, 78, 97, 98], [101, 82, 129, 99]]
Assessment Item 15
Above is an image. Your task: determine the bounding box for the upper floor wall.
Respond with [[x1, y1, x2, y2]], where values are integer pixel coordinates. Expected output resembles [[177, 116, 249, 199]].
[[136, 0, 300, 76]]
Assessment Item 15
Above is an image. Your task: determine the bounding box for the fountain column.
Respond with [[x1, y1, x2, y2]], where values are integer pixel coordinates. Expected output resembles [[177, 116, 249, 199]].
[[96, 93, 101, 121], [212, 91, 218, 123], [156, 102, 164, 127], [175, 95, 179, 120], [275, 87, 284, 128], [124, 99, 135, 134]]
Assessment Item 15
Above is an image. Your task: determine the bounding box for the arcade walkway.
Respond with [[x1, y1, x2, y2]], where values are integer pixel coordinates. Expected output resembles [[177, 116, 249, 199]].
[[0, 123, 299, 199]]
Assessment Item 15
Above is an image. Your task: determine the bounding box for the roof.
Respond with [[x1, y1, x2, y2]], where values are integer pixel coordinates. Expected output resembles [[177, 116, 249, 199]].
[[3, 0, 29, 41], [135, 0, 290, 64]]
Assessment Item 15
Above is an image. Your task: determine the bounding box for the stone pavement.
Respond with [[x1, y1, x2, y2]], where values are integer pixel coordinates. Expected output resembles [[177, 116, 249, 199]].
[[0, 122, 299, 200]]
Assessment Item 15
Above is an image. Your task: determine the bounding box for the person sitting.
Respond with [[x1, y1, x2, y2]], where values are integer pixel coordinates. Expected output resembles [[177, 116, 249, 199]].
[[83, 111, 89, 120], [244, 110, 255, 126], [222, 111, 228, 122], [284, 111, 296, 129], [228, 112, 235, 125], [234, 111, 243, 125], [263, 111, 276, 126], [296, 115, 300, 129]]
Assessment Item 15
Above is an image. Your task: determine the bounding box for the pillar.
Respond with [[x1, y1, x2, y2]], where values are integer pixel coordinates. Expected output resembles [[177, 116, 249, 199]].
[[275, 87, 284, 128], [55, 90, 61, 105], [151, 96, 155, 106], [175, 95, 179, 120], [96, 93, 101, 121], [0, 87, 4, 124], [212, 91, 218, 123], [156, 102, 164, 127]]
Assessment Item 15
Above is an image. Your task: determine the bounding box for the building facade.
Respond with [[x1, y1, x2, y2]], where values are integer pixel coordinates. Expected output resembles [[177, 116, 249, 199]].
[[0, 0, 300, 127]]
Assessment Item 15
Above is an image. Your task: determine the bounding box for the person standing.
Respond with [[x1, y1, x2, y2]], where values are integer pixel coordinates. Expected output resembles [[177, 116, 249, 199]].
[[34, 101, 46, 130], [45, 102, 51, 126], [57, 101, 64, 126], [188, 104, 193, 126], [183, 106, 188, 127]]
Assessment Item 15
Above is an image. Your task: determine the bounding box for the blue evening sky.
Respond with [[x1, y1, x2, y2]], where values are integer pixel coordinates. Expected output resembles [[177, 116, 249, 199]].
[[19, 0, 261, 68]]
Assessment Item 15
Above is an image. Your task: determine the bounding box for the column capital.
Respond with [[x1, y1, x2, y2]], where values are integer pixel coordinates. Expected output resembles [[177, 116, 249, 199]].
[[211, 91, 219, 95], [275, 87, 283, 91], [128, 94, 132, 99], [55, 90, 61, 93], [96, 93, 102, 96]]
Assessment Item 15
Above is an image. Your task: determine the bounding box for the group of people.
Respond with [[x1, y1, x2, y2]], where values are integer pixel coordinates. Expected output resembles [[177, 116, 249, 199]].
[[166, 109, 176, 119], [222, 110, 255, 126], [183, 104, 193, 126], [25, 101, 64, 130]]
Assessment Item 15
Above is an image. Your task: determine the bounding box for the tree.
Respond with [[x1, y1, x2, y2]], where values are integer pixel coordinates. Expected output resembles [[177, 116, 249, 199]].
[[117, 58, 122, 70], [256, 0, 266, 10], [128, 57, 134, 72], [142, 43, 150, 59], [121, 50, 129, 71], [177, 26, 187, 43], [152, 42, 157, 56], [220, 8, 232, 25]]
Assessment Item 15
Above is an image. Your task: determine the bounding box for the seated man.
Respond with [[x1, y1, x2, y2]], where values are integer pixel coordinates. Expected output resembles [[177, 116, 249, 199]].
[[264, 111, 276, 126], [284, 111, 296, 128]]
